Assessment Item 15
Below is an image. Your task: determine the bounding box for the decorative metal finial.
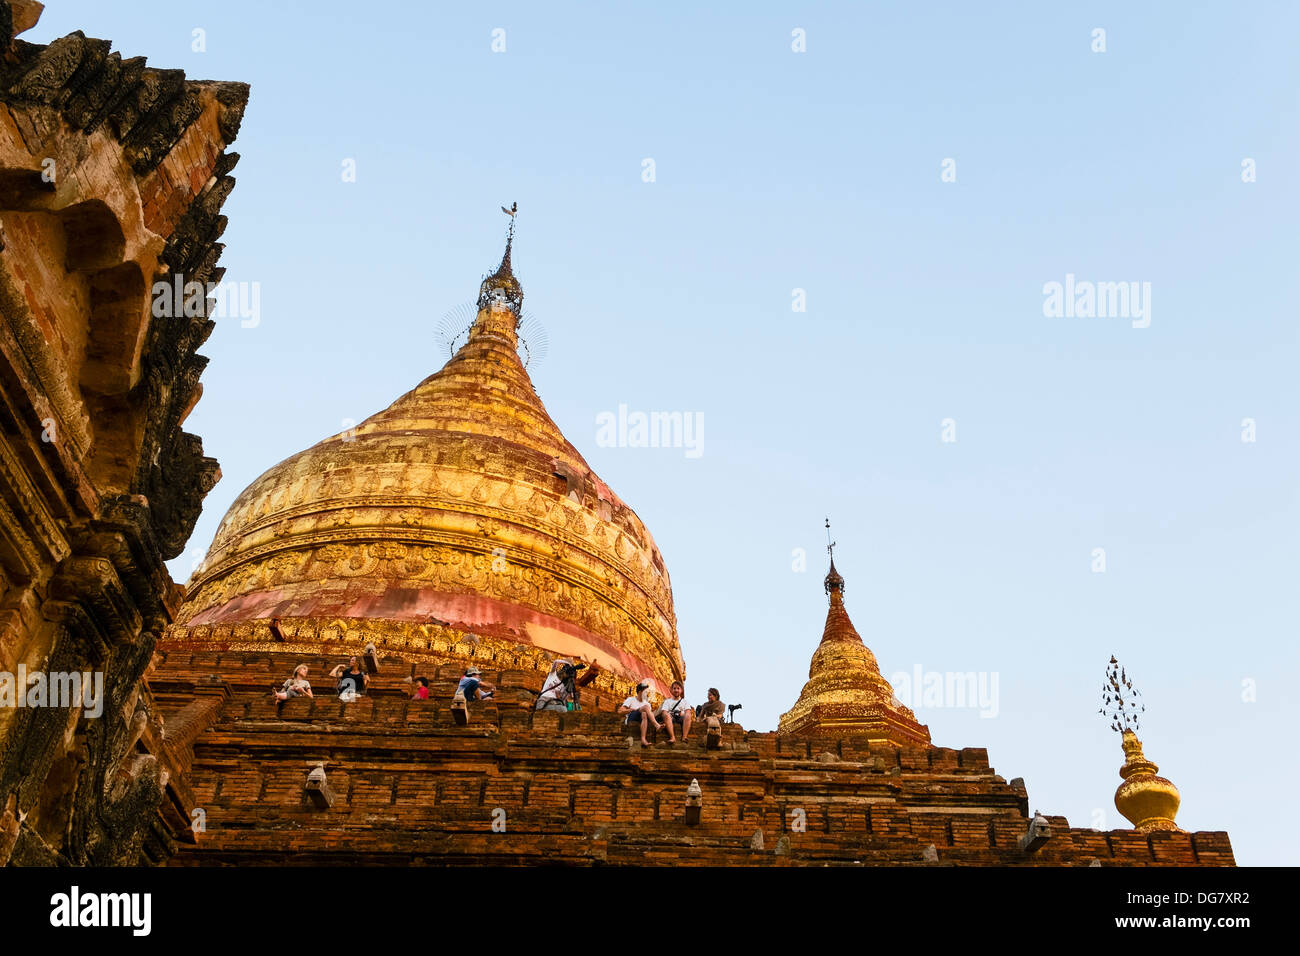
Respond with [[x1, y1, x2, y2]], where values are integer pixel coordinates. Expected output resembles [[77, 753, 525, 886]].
[[500, 201, 517, 244], [1099, 655, 1145, 734], [495, 201, 517, 273], [823, 517, 844, 596], [477, 202, 523, 317]]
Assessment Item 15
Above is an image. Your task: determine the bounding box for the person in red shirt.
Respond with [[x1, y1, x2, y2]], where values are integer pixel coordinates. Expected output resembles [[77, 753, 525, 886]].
[[411, 676, 429, 700]]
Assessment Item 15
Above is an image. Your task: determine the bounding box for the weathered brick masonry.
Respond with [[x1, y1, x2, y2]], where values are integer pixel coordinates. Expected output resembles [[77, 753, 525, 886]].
[[0, 1, 245, 864], [149, 648, 1234, 867]]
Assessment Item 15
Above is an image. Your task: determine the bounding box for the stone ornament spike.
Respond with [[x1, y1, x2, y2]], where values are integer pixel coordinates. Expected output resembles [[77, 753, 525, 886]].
[[305, 763, 335, 810], [684, 778, 702, 826], [705, 714, 722, 750], [1018, 812, 1052, 852]]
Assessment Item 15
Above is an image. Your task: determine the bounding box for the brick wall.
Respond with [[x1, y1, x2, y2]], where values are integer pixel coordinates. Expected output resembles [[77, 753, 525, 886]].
[[152, 649, 1234, 867]]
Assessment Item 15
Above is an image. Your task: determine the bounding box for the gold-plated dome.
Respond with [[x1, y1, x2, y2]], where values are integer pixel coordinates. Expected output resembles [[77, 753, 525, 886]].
[[778, 556, 930, 744], [168, 232, 683, 691]]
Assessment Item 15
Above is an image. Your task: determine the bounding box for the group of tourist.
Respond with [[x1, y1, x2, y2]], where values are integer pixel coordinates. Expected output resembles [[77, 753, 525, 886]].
[[619, 680, 724, 747], [412, 666, 497, 702], [272, 660, 498, 703], [272, 658, 724, 746]]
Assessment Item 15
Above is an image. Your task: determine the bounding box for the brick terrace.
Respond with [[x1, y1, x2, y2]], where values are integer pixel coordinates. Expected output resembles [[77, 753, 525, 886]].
[[149, 649, 1235, 866]]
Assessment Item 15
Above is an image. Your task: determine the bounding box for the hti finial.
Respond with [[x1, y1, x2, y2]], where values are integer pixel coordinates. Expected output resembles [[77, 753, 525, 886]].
[[1103, 655, 1182, 832], [1099, 655, 1145, 734], [495, 201, 517, 274], [477, 202, 524, 317], [823, 518, 844, 596]]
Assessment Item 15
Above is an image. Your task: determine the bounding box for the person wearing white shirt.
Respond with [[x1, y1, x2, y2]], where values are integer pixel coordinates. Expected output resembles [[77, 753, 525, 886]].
[[658, 680, 692, 743], [619, 680, 664, 747]]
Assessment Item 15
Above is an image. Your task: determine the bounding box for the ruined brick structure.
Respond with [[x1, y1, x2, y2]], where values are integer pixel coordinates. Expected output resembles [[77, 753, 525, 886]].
[[0, 1, 246, 864], [0, 3, 1233, 868]]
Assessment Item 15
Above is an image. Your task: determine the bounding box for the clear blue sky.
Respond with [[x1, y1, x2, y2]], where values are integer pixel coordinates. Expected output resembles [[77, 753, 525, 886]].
[[35, 1, 1298, 865]]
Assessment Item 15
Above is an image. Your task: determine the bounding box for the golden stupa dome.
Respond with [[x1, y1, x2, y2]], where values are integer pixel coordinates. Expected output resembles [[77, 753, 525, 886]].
[[778, 554, 930, 745], [169, 227, 683, 691]]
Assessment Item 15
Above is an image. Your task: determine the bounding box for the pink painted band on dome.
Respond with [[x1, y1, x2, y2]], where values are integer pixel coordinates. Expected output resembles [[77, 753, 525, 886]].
[[184, 584, 675, 688]]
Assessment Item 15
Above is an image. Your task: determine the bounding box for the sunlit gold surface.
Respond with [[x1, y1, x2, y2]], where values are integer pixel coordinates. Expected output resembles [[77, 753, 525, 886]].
[[165, 251, 683, 691], [1114, 729, 1182, 832], [778, 561, 930, 745]]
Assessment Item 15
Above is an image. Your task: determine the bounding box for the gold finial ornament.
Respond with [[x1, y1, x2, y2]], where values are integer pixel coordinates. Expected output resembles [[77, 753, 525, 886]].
[[1115, 729, 1182, 832], [478, 201, 522, 319], [1101, 657, 1182, 832], [823, 517, 843, 595]]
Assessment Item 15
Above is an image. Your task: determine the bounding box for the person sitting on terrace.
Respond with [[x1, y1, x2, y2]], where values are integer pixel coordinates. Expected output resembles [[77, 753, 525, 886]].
[[697, 687, 725, 721], [410, 676, 429, 700], [272, 664, 313, 701], [659, 680, 692, 743], [619, 680, 665, 747], [455, 666, 495, 703], [328, 656, 369, 700]]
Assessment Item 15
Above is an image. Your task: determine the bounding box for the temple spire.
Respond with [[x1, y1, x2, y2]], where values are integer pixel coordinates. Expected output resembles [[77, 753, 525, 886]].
[[778, 523, 930, 744]]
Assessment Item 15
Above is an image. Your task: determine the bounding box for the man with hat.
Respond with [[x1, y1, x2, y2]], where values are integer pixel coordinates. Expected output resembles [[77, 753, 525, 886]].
[[455, 666, 495, 703]]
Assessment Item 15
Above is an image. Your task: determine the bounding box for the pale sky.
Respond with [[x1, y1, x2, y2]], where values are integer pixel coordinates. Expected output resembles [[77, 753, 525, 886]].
[[34, 1, 1299, 865]]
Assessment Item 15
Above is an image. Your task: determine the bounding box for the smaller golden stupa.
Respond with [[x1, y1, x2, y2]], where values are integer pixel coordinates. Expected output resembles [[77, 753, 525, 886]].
[[778, 525, 930, 745], [1102, 657, 1182, 832], [1115, 730, 1182, 832]]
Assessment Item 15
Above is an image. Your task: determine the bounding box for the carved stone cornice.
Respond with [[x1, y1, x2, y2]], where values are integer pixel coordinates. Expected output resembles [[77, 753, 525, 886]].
[[42, 555, 141, 657], [0, 432, 70, 572], [0, 270, 95, 464]]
